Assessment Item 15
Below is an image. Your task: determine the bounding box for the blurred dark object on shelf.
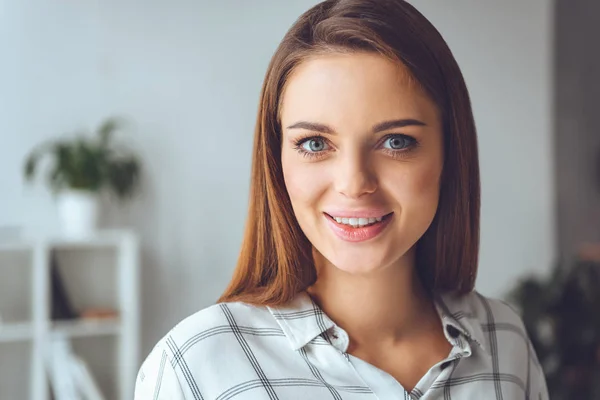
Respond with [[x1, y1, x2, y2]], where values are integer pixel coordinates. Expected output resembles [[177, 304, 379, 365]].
[[50, 251, 79, 320], [507, 244, 600, 400]]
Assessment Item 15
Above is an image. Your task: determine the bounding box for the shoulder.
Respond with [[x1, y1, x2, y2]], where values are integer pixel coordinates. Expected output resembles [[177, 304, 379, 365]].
[[169, 300, 278, 340], [442, 289, 528, 334], [461, 291, 549, 398], [136, 301, 277, 399], [440, 290, 532, 358], [467, 290, 527, 333], [141, 300, 279, 372], [160, 300, 275, 358]]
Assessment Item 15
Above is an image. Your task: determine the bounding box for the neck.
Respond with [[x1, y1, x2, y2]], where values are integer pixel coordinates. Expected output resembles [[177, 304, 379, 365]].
[[307, 246, 437, 347]]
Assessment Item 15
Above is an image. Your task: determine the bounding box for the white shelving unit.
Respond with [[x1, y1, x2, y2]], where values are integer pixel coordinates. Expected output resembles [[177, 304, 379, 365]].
[[0, 230, 140, 400]]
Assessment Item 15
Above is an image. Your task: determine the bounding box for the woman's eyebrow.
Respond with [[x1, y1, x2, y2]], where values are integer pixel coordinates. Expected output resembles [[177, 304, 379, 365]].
[[286, 121, 335, 134], [372, 118, 426, 132], [286, 118, 426, 135]]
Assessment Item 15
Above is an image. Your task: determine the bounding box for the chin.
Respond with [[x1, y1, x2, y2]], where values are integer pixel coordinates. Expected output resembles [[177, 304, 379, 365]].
[[325, 253, 392, 276]]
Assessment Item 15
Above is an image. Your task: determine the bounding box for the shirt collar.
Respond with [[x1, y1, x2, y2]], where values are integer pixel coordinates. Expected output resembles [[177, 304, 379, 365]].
[[436, 291, 488, 354], [268, 290, 488, 355], [267, 291, 335, 351]]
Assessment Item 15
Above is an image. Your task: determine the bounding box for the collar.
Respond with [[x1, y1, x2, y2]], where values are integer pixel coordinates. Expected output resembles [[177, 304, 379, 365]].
[[268, 290, 488, 355], [267, 291, 335, 351], [436, 291, 488, 354]]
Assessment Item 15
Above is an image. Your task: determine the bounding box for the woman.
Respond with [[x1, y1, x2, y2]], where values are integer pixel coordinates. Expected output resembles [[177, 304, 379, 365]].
[[135, 0, 549, 399]]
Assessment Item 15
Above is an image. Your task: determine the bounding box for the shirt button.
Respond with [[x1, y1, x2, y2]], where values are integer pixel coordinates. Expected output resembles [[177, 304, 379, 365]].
[[327, 328, 339, 340], [446, 325, 461, 338], [329, 328, 348, 351]]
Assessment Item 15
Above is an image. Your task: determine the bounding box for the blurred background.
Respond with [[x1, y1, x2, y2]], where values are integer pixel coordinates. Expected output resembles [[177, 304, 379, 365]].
[[0, 0, 598, 399]]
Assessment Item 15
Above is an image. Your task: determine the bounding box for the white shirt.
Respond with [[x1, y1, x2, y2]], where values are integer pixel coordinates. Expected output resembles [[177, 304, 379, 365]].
[[134, 290, 548, 399]]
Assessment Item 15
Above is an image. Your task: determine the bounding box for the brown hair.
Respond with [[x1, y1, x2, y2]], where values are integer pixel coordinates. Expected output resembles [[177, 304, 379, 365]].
[[218, 0, 480, 306]]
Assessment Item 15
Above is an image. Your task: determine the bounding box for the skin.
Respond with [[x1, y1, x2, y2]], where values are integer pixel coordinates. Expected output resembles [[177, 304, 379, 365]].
[[280, 52, 451, 391]]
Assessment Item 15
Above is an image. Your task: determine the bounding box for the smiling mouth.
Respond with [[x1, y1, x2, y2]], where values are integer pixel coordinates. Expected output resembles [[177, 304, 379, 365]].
[[323, 212, 394, 228]]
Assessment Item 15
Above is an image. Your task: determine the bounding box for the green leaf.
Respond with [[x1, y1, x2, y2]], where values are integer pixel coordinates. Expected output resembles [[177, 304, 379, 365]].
[[23, 140, 61, 182], [107, 158, 140, 199], [25, 117, 141, 198], [24, 153, 37, 180], [97, 117, 123, 148], [48, 163, 67, 193]]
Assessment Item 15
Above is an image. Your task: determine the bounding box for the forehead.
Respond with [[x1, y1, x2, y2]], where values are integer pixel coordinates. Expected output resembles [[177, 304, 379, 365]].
[[280, 52, 438, 127]]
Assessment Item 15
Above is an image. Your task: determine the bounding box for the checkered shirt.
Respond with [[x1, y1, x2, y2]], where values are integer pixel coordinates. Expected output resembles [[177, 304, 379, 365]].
[[134, 290, 548, 399]]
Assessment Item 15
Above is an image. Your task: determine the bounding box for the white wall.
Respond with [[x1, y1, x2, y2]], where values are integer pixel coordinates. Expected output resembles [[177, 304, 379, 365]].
[[420, 0, 556, 295], [0, 0, 555, 394], [415, 0, 556, 296]]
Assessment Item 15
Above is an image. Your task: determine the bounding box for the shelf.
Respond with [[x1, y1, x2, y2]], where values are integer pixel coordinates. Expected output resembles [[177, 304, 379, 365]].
[[0, 321, 33, 343], [0, 241, 33, 253], [52, 318, 121, 338], [0, 319, 121, 343], [0, 230, 137, 252], [47, 230, 137, 250], [0, 229, 139, 400]]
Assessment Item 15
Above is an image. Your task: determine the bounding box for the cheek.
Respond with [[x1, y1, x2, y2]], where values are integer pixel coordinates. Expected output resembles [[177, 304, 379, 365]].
[[383, 159, 442, 210], [413, 160, 443, 200], [281, 155, 329, 212]]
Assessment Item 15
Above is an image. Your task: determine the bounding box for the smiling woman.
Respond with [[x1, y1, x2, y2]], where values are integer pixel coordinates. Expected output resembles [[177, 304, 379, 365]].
[[135, 1, 549, 399], [280, 53, 443, 277]]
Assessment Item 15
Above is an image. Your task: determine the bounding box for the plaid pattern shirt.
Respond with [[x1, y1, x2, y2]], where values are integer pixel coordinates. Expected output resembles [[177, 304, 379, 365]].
[[135, 290, 548, 399]]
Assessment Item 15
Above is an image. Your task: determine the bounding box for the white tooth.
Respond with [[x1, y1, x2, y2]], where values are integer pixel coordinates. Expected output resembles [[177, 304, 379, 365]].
[[376, 217, 382, 222], [335, 217, 342, 223], [348, 218, 358, 226], [358, 218, 368, 225], [342, 218, 349, 224], [368, 218, 376, 224]]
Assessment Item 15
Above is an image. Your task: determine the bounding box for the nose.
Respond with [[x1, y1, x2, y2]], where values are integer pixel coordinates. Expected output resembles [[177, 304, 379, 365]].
[[334, 151, 378, 199]]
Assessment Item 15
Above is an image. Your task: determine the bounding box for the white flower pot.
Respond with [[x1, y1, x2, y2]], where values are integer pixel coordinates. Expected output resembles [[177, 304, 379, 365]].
[[56, 190, 99, 237]]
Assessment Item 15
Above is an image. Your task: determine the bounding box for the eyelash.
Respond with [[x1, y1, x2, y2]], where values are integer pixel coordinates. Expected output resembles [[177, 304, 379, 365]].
[[292, 134, 419, 160]]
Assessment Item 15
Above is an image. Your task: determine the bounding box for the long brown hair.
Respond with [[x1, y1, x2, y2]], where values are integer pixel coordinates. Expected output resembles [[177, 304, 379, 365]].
[[218, 0, 480, 306]]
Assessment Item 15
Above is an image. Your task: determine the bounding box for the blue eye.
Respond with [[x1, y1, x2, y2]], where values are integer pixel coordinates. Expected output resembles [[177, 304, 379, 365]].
[[383, 135, 412, 150], [301, 138, 329, 152]]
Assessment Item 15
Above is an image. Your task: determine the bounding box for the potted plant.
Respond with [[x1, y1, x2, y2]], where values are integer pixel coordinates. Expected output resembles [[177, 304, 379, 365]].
[[23, 117, 141, 237], [506, 250, 600, 400]]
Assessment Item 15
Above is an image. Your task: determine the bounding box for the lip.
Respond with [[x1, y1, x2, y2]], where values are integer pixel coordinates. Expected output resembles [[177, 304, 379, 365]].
[[323, 212, 393, 243], [323, 208, 392, 219]]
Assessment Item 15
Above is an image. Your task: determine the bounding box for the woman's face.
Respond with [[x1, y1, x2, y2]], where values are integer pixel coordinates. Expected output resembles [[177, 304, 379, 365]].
[[280, 52, 443, 276]]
